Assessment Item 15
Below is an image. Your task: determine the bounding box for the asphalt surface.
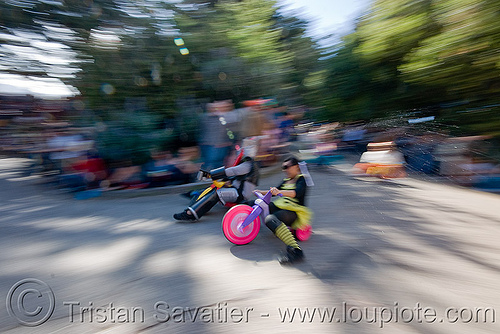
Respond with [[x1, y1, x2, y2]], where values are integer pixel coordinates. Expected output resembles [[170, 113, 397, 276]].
[[0, 157, 499, 334]]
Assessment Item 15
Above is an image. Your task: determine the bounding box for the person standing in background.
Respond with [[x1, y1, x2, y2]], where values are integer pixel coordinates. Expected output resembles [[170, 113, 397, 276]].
[[199, 101, 234, 170]]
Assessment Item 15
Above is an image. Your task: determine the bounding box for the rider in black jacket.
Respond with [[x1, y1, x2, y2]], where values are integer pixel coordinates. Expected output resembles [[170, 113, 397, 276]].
[[174, 147, 259, 221]]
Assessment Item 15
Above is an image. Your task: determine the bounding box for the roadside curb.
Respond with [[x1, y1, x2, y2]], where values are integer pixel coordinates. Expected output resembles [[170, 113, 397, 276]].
[[98, 163, 283, 199]]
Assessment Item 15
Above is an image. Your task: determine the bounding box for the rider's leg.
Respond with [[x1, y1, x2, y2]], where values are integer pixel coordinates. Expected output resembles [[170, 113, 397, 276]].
[[265, 209, 304, 264], [173, 187, 239, 221], [216, 188, 238, 205], [173, 187, 219, 221], [265, 213, 300, 249]]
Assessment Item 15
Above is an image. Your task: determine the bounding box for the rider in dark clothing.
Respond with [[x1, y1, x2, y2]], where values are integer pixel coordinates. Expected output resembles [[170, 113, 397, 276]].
[[173, 151, 259, 221]]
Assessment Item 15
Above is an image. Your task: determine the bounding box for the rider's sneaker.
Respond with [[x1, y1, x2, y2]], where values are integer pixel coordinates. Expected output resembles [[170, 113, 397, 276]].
[[173, 211, 196, 221], [278, 246, 304, 265]]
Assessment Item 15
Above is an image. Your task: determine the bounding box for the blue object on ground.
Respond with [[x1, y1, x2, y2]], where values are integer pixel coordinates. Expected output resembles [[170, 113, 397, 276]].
[[74, 189, 103, 200], [305, 155, 344, 166], [473, 174, 500, 192]]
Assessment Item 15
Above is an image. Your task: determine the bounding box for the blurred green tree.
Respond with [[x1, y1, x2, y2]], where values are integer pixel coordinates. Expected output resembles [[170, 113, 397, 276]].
[[353, 0, 439, 115], [175, 0, 311, 103], [273, 11, 324, 106], [3, 0, 500, 144], [319, 0, 500, 140], [400, 0, 500, 102], [321, 33, 372, 122]]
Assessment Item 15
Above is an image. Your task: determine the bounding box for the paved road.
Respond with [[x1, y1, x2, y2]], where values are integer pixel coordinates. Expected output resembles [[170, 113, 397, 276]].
[[0, 158, 499, 334]]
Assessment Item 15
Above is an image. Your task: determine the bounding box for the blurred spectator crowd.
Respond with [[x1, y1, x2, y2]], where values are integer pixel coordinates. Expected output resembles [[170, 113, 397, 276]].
[[0, 98, 303, 193], [2, 101, 500, 194]]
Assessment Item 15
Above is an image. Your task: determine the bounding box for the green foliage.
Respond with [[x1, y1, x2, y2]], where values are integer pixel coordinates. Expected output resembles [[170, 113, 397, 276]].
[[399, 0, 500, 102], [95, 110, 176, 166], [323, 0, 500, 139], [273, 12, 323, 105], [174, 0, 306, 101]]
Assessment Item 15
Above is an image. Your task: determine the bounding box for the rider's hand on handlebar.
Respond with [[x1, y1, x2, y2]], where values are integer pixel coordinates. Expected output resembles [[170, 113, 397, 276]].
[[200, 169, 211, 179], [270, 187, 281, 196]]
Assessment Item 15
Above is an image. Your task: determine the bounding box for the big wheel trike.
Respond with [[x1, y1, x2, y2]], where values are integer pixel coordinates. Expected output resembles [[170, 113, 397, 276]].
[[222, 189, 312, 245], [187, 145, 245, 207]]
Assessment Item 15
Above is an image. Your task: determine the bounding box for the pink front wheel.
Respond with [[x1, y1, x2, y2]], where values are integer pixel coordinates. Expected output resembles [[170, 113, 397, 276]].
[[222, 204, 261, 245]]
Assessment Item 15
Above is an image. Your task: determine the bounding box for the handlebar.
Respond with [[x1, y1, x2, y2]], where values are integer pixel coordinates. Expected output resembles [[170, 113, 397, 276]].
[[254, 191, 264, 200], [253, 190, 283, 199]]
